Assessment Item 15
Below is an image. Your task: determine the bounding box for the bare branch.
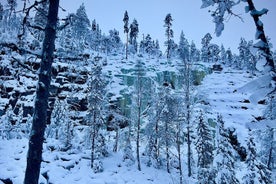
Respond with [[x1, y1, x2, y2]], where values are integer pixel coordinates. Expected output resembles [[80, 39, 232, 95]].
[[11, 56, 35, 72]]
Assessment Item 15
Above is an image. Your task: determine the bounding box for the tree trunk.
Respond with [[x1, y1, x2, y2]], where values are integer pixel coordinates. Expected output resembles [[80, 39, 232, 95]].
[[24, 1, 59, 184], [246, 0, 276, 84], [177, 121, 183, 184], [136, 82, 141, 171]]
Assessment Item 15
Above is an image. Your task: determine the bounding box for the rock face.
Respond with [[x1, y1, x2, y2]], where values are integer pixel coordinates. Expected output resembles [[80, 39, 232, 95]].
[[0, 57, 91, 126]]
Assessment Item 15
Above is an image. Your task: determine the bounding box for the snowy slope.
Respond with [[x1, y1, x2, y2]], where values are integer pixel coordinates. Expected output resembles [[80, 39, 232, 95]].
[[0, 60, 274, 183], [198, 66, 267, 142]]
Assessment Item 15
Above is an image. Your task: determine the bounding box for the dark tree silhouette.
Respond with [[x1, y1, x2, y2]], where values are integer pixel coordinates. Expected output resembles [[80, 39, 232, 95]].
[[24, 0, 59, 183]]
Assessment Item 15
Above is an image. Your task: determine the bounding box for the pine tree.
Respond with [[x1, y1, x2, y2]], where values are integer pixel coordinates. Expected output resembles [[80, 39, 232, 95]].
[[123, 10, 129, 59], [214, 115, 239, 184], [0, 3, 4, 21], [86, 63, 108, 173], [130, 19, 139, 53], [7, 0, 17, 18], [190, 41, 199, 63], [243, 129, 272, 184], [225, 48, 233, 67], [196, 111, 214, 184], [24, 0, 60, 183], [33, 1, 48, 42], [71, 3, 91, 52], [201, 33, 212, 62], [178, 31, 190, 63], [220, 45, 226, 64], [164, 13, 173, 59]]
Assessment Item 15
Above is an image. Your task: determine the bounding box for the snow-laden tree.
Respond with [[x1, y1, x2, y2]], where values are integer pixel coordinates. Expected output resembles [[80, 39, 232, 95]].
[[47, 99, 72, 150], [0, 2, 3, 21], [201, 33, 212, 63], [71, 3, 91, 52], [86, 63, 108, 173], [220, 45, 226, 64], [123, 10, 129, 59], [208, 43, 220, 63], [131, 59, 147, 171], [129, 18, 139, 53], [33, 1, 48, 42], [243, 129, 272, 184], [225, 48, 234, 67], [195, 111, 214, 184], [214, 115, 239, 184], [158, 83, 178, 173], [190, 41, 200, 63], [164, 13, 174, 59], [178, 31, 190, 63]]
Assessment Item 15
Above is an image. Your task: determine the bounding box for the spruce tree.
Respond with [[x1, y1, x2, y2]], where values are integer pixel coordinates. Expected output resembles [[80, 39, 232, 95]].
[[243, 129, 272, 184], [86, 63, 108, 173], [123, 10, 129, 59], [164, 13, 173, 59], [214, 115, 239, 184], [196, 111, 214, 184], [130, 19, 139, 53]]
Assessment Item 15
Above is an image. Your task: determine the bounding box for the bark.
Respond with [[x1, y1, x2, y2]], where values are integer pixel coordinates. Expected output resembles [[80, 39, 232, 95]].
[[136, 72, 142, 171], [246, 0, 276, 85], [24, 0, 59, 184]]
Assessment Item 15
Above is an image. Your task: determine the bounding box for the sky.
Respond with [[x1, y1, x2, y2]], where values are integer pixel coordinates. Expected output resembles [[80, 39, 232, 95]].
[[12, 0, 272, 53], [57, 0, 276, 53]]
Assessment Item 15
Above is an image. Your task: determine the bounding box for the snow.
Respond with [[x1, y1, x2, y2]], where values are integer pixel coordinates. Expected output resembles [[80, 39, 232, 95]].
[[0, 138, 176, 184], [198, 66, 267, 142]]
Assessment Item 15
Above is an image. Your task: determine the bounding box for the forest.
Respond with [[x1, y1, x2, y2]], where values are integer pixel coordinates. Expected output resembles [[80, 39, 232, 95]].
[[0, 0, 275, 184]]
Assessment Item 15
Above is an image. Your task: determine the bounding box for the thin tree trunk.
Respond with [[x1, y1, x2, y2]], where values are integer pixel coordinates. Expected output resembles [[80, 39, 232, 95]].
[[136, 77, 141, 171], [126, 33, 128, 60], [24, 1, 59, 183], [165, 120, 170, 173], [91, 113, 96, 168], [177, 121, 183, 184]]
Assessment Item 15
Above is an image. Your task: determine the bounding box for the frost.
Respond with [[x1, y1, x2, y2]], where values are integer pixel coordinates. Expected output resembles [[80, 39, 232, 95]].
[[253, 40, 266, 48], [255, 30, 262, 39], [257, 20, 263, 27], [212, 15, 224, 37], [39, 82, 46, 89], [250, 8, 268, 16], [245, 6, 250, 13], [201, 0, 215, 8]]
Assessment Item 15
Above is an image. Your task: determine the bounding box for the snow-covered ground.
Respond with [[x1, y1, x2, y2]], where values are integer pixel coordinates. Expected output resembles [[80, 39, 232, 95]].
[[199, 67, 267, 142], [0, 138, 178, 184]]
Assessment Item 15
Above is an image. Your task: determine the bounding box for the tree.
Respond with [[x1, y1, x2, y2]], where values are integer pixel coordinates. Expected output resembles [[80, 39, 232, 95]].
[[243, 129, 272, 184], [201, 33, 212, 63], [130, 19, 139, 53], [123, 10, 129, 59], [132, 59, 145, 171], [0, 3, 4, 21], [164, 13, 173, 59], [24, 0, 60, 183], [33, 1, 48, 42], [86, 63, 108, 173], [7, 0, 17, 18], [214, 115, 239, 184], [71, 3, 91, 52], [225, 48, 234, 67], [196, 111, 214, 184], [178, 31, 190, 63]]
